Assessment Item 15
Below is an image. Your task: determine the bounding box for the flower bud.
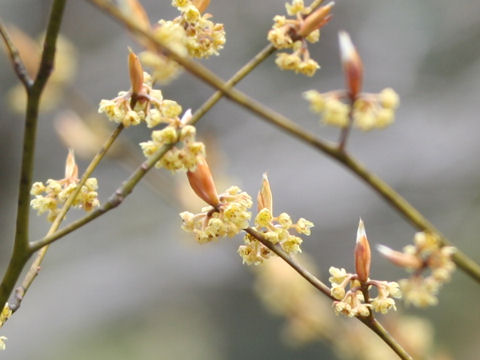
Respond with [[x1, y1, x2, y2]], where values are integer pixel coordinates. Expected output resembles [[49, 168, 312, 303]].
[[338, 31, 363, 98], [355, 219, 371, 282], [64, 149, 78, 182], [192, 0, 210, 13], [120, 0, 150, 31], [257, 173, 273, 212], [376, 244, 423, 269], [128, 49, 144, 95], [298, 2, 335, 38], [187, 157, 220, 207]]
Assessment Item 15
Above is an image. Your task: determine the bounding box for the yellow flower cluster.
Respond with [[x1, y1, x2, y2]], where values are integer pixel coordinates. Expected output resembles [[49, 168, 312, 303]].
[[180, 186, 252, 243], [400, 232, 456, 307], [238, 209, 314, 265], [267, 0, 332, 76], [30, 177, 99, 222], [98, 72, 183, 128], [328, 266, 401, 317], [304, 87, 400, 130], [140, 0, 225, 82], [172, 0, 226, 59], [139, 110, 205, 172]]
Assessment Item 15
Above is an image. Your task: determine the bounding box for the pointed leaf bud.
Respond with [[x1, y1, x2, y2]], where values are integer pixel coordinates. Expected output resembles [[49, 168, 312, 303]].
[[120, 0, 150, 31], [187, 157, 220, 207], [376, 244, 423, 269], [338, 31, 363, 99], [128, 49, 144, 95], [64, 149, 78, 182], [298, 2, 335, 38], [180, 109, 193, 125], [257, 173, 273, 212], [192, 0, 210, 13], [355, 219, 371, 282]]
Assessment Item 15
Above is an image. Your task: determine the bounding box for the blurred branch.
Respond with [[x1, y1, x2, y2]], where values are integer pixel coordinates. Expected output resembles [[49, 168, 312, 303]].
[[359, 317, 413, 360], [0, 0, 67, 311], [11, 124, 124, 312], [86, 0, 480, 283], [0, 20, 33, 88]]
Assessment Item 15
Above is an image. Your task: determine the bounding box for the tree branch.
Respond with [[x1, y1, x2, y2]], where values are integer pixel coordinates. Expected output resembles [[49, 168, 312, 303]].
[[0, 0, 68, 310], [244, 227, 412, 359], [86, 0, 480, 283], [10, 124, 124, 312], [0, 20, 33, 88]]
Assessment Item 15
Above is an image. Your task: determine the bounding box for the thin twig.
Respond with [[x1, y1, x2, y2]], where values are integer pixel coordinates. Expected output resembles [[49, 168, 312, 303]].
[[86, 0, 480, 282], [10, 124, 124, 312], [244, 227, 333, 298], [245, 227, 412, 359], [359, 317, 413, 360], [337, 94, 355, 151], [0, 0, 68, 311], [0, 20, 33, 88]]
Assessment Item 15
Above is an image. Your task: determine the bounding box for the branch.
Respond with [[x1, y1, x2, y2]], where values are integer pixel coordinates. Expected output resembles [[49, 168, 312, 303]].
[[0, 20, 33, 88], [87, 0, 480, 282], [0, 0, 68, 310], [245, 227, 412, 359], [359, 317, 413, 360], [244, 227, 333, 298], [10, 124, 124, 312]]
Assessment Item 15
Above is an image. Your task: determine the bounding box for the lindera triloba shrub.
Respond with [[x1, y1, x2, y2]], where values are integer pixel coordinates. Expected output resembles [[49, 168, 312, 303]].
[[0, 0, 478, 358]]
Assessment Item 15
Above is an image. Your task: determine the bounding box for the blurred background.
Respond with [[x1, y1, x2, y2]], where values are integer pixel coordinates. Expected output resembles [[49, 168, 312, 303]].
[[1, 0, 480, 358]]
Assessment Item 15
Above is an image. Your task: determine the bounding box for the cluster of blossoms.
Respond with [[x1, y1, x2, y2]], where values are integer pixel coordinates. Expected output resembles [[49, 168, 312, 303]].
[[180, 158, 252, 243], [172, 0, 226, 58], [329, 220, 401, 317], [267, 0, 333, 76], [329, 266, 401, 317], [304, 32, 400, 130], [255, 258, 446, 359], [377, 232, 456, 307], [238, 174, 314, 265], [304, 87, 399, 130], [139, 0, 225, 82], [0, 303, 12, 350], [30, 151, 99, 222], [140, 109, 205, 172], [99, 52, 184, 128]]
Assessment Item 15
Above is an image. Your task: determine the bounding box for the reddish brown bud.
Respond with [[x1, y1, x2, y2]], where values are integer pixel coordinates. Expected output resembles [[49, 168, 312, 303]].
[[64, 149, 79, 182], [376, 244, 423, 269], [298, 2, 335, 38], [192, 0, 211, 13], [128, 49, 144, 95], [355, 219, 371, 283], [338, 31, 363, 99], [187, 157, 220, 207], [257, 173, 273, 212]]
